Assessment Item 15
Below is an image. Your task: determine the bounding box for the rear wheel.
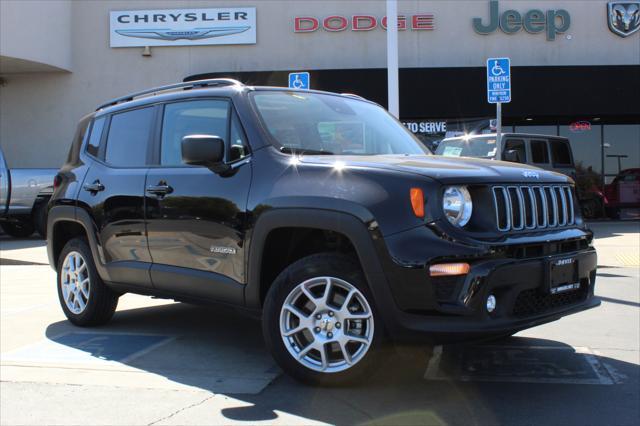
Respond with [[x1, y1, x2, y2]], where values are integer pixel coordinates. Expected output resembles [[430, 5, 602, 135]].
[[57, 238, 119, 326], [263, 253, 383, 385], [33, 200, 48, 238], [0, 219, 34, 238]]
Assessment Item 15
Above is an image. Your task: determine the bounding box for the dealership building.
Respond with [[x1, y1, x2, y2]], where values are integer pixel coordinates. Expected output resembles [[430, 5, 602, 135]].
[[0, 0, 638, 185]]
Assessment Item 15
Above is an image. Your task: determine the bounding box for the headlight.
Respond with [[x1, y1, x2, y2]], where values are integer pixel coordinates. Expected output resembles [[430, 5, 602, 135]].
[[443, 186, 472, 227]]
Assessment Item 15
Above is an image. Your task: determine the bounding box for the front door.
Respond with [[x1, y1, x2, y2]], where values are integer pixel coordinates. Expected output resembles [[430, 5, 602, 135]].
[[145, 99, 252, 303]]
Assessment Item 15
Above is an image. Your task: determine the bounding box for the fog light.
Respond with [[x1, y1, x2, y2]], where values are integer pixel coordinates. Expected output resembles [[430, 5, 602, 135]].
[[486, 295, 496, 313]]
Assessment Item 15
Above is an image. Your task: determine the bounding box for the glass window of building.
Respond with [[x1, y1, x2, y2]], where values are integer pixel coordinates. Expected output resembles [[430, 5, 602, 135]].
[[560, 124, 602, 177], [603, 125, 640, 183], [514, 125, 557, 136]]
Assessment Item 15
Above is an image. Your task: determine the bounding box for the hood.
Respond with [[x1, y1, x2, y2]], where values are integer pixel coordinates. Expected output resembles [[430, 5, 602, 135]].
[[298, 154, 571, 185]]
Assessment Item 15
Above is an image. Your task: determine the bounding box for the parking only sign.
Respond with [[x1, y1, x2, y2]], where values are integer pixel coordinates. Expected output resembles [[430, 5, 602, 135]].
[[487, 58, 511, 103], [288, 72, 310, 90]]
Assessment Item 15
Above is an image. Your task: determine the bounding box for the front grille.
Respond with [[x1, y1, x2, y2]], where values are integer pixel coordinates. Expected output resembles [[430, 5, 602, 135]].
[[492, 185, 575, 232], [512, 283, 588, 318]]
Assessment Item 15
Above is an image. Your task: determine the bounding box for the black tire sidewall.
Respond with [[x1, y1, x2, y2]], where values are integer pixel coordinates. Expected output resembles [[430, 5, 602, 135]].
[[262, 253, 384, 386], [56, 238, 114, 326], [33, 201, 48, 238], [0, 220, 35, 238]]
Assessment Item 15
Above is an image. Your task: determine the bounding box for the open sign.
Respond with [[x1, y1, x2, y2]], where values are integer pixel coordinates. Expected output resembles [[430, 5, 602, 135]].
[[569, 121, 591, 132]]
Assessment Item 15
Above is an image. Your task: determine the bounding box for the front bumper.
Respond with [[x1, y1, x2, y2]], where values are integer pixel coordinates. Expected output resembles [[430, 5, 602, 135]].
[[376, 227, 599, 343]]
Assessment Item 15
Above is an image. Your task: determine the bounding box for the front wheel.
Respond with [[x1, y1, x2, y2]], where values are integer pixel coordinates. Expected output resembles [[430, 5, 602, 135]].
[[262, 253, 383, 385]]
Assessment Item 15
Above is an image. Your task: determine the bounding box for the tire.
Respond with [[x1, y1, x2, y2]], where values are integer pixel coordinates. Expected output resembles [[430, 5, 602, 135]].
[[33, 200, 48, 238], [0, 219, 34, 238], [262, 253, 384, 385], [56, 237, 119, 326]]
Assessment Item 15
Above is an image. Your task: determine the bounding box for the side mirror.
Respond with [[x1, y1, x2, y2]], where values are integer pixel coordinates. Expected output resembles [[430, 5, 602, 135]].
[[503, 149, 522, 163], [181, 135, 228, 173]]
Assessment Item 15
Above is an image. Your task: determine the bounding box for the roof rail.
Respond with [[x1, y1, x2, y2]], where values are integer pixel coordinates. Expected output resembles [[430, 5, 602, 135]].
[[95, 78, 243, 111], [341, 93, 366, 100]]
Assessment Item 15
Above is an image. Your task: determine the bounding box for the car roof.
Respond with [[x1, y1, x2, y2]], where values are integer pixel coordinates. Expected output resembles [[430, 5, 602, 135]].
[[95, 80, 378, 117]]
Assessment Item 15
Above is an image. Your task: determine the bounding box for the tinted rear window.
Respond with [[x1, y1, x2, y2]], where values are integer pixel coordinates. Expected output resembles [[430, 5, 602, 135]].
[[550, 140, 573, 166], [530, 140, 549, 164], [105, 107, 154, 167]]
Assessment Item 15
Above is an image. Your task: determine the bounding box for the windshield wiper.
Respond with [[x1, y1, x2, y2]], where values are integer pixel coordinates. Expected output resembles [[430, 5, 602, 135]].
[[280, 147, 334, 155]]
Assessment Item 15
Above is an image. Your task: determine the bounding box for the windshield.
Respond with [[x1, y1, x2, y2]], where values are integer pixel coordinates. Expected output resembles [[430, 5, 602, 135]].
[[435, 136, 498, 159], [250, 91, 427, 155]]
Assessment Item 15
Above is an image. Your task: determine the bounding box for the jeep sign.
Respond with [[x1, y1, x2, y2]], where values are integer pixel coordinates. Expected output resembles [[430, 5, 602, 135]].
[[109, 8, 256, 47], [473, 1, 570, 40]]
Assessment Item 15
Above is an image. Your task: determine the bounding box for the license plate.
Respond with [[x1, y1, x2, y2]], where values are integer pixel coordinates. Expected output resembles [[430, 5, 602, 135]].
[[548, 257, 579, 294]]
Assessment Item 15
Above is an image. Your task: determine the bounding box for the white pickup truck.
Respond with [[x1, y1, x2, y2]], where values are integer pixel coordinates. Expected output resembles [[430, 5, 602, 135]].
[[0, 146, 57, 238]]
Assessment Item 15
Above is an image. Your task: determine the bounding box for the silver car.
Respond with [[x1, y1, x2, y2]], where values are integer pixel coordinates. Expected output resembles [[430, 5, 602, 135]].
[[0, 146, 57, 238]]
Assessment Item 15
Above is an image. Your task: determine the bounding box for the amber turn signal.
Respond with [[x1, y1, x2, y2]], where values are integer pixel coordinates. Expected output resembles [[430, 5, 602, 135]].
[[410, 188, 425, 218], [429, 262, 470, 277]]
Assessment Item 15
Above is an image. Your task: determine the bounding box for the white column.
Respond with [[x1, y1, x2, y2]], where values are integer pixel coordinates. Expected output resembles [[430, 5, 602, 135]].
[[386, 0, 399, 118]]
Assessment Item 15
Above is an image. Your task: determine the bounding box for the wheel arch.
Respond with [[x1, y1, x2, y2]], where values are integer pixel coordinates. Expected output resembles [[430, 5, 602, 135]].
[[245, 209, 397, 327], [47, 206, 106, 278]]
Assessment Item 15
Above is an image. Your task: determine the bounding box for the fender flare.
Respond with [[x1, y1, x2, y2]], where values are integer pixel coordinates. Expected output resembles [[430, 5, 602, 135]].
[[47, 205, 109, 279], [245, 208, 399, 331]]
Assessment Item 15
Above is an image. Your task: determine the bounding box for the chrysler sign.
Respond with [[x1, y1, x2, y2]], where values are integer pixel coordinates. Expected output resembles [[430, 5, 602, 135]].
[[109, 8, 256, 47]]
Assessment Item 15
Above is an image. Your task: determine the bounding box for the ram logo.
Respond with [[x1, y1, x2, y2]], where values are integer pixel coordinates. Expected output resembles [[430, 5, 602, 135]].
[[608, 2, 640, 38]]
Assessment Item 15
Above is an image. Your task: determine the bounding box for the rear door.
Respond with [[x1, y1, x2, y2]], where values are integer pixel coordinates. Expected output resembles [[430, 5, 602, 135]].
[[145, 99, 252, 304], [77, 106, 158, 288]]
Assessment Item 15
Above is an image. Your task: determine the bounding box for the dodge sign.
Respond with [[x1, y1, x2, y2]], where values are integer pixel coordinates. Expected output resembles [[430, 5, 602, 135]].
[[110, 8, 257, 47]]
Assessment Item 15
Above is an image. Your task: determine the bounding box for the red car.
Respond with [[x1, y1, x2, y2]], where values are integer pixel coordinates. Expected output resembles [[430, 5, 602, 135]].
[[604, 168, 640, 218]]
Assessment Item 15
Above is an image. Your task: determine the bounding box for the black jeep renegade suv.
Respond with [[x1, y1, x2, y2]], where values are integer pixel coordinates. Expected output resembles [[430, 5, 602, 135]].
[[47, 79, 599, 384]]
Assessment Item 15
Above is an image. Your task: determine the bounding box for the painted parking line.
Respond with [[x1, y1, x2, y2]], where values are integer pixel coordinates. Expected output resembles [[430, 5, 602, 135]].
[[1, 331, 174, 366], [425, 345, 619, 385]]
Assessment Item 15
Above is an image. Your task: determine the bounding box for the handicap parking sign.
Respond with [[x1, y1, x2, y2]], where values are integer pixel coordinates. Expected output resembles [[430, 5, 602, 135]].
[[288, 72, 310, 90], [487, 58, 511, 103]]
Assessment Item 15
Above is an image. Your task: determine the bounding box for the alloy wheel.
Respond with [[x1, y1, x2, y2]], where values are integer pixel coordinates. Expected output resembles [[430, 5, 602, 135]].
[[61, 251, 91, 314], [279, 276, 374, 373]]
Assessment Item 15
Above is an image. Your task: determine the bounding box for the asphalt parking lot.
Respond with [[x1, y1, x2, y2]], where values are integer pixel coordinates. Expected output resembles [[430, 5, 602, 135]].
[[1, 221, 638, 425]]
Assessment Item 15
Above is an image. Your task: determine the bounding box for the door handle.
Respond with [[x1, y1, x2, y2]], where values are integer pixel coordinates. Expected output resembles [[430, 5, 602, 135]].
[[146, 183, 173, 196], [83, 180, 105, 193]]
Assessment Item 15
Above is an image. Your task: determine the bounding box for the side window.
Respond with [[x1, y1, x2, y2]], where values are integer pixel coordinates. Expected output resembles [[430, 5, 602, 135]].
[[105, 107, 155, 167], [504, 139, 526, 163], [161, 100, 229, 166], [229, 110, 249, 162], [550, 140, 573, 166], [530, 139, 549, 164], [86, 117, 106, 158]]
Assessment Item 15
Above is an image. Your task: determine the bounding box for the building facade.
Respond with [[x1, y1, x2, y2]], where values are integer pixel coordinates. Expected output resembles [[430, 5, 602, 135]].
[[1, 0, 638, 184]]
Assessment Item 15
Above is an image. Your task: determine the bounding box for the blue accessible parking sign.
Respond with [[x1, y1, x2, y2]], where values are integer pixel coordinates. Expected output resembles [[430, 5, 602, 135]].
[[486, 58, 511, 103], [288, 72, 310, 90]]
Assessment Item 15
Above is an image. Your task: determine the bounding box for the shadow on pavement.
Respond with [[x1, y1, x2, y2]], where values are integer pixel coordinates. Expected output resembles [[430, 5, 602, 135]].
[[44, 302, 640, 425], [0, 235, 46, 249]]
